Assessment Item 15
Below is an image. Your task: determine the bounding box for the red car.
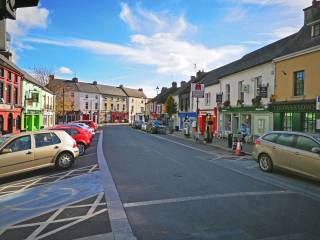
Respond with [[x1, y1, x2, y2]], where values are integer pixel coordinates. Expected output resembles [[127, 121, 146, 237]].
[[50, 125, 92, 156], [75, 120, 98, 132]]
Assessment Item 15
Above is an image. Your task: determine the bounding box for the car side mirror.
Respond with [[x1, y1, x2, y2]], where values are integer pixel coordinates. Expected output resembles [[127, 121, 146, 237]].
[[311, 147, 320, 154], [1, 148, 12, 154]]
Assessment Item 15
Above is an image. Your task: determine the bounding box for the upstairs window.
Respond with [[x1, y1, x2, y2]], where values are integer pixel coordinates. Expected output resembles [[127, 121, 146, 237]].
[[14, 87, 18, 105], [0, 68, 4, 78], [8, 72, 12, 81], [14, 75, 18, 83], [85, 102, 89, 109], [294, 71, 304, 96], [255, 76, 262, 97], [205, 93, 211, 106], [238, 81, 244, 101], [225, 84, 230, 102], [312, 23, 320, 37], [0, 81, 3, 100], [7, 84, 12, 104]]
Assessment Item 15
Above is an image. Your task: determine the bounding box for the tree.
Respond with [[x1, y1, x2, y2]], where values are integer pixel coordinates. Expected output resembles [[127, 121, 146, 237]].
[[30, 66, 54, 86], [165, 95, 177, 118]]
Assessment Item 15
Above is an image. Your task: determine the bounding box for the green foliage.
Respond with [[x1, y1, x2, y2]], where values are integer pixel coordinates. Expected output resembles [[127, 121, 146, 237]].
[[165, 95, 177, 118]]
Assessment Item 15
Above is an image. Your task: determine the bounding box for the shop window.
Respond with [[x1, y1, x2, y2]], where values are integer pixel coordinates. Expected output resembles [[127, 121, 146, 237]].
[[225, 84, 230, 102], [281, 112, 293, 131], [7, 84, 12, 104], [0, 68, 4, 78], [312, 23, 320, 37], [0, 81, 3, 100], [294, 71, 304, 96], [303, 113, 316, 133]]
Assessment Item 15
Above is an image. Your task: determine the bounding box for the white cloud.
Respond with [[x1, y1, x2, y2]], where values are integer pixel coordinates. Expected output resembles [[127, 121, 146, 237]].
[[238, 0, 310, 8], [58, 66, 73, 74], [7, 6, 49, 37], [119, 2, 139, 31], [224, 7, 248, 22], [271, 26, 300, 39]]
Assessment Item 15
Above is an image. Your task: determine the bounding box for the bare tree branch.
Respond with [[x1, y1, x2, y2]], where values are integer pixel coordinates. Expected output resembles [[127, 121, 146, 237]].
[[30, 66, 55, 86]]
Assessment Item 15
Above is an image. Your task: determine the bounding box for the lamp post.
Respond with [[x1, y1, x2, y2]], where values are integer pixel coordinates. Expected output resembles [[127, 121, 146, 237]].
[[156, 86, 159, 95]]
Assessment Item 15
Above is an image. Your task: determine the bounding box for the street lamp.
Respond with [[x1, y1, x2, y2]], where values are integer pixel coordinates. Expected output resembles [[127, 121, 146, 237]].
[[156, 86, 159, 95]]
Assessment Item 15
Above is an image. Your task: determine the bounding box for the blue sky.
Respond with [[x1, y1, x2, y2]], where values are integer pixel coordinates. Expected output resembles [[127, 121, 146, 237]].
[[7, 0, 311, 97]]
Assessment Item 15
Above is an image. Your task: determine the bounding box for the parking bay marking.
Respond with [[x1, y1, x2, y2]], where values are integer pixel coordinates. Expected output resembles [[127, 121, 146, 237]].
[[123, 190, 294, 208]]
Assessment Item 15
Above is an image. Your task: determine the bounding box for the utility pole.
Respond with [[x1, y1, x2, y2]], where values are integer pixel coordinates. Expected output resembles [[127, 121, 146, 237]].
[[62, 87, 65, 123]]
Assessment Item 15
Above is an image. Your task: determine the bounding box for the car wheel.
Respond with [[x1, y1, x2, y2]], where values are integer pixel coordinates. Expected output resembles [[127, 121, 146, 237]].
[[78, 143, 86, 156], [259, 153, 273, 172], [56, 152, 74, 169]]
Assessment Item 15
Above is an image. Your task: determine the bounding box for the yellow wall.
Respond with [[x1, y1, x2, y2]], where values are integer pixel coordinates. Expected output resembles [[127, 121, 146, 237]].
[[275, 49, 320, 101]]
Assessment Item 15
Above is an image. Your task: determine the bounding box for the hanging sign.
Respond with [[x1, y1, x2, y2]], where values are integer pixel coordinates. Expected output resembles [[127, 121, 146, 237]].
[[191, 83, 205, 98], [259, 86, 268, 98]]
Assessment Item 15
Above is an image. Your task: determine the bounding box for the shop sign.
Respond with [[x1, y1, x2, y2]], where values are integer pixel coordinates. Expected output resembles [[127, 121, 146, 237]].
[[270, 103, 316, 112], [216, 93, 223, 103], [191, 83, 205, 98], [259, 86, 268, 98], [316, 96, 320, 110]]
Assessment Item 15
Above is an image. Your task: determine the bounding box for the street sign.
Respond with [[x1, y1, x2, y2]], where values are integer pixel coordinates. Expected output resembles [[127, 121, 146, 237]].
[[191, 83, 205, 98], [316, 96, 320, 110]]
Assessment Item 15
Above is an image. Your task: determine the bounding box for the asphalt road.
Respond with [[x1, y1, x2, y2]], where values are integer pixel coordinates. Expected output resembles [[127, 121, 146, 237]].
[[103, 126, 320, 240]]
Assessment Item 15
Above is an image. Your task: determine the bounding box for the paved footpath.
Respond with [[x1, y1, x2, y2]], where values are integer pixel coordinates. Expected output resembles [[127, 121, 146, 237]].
[[0, 131, 114, 240]]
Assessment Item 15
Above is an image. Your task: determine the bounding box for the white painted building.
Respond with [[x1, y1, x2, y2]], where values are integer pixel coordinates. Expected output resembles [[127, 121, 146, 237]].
[[42, 87, 56, 128]]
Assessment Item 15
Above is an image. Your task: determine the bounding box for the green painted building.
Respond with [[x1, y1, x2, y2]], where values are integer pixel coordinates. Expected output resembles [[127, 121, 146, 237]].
[[21, 73, 44, 131]]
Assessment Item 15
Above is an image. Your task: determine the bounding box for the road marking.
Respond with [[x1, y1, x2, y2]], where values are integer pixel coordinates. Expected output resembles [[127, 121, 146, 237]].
[[78, 152, 97, 159], [98, 130, 137, 240], [123, 190, 294, 208], [153, 135, 220, 157]]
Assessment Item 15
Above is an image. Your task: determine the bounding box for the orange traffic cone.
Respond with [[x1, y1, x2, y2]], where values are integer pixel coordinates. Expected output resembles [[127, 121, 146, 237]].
[[235, 139, 241, 156]]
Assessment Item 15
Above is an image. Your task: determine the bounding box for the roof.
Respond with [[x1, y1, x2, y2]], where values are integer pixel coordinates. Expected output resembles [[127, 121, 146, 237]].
[[48, 78, 79, 92], [121, 87, 147, 98], [157, 86, 178, 104], [0, 54, 24, 75], [75, 82, 100, 94], [96, 84, 126, 96]]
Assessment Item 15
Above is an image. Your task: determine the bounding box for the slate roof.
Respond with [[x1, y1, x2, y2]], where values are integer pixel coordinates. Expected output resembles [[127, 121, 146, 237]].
[[96, 84, 126, 96], [75, 82, 100, 94], [50, 78, 79, 91], [121, 87, 147, 98]]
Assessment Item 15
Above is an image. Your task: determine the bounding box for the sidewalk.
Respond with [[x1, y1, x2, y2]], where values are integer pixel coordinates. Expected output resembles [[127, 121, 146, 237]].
[[170, 131, 254, 155]]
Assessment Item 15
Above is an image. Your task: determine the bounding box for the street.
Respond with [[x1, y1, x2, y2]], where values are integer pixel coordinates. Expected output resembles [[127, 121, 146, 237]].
[[102, 126, 320, 240]]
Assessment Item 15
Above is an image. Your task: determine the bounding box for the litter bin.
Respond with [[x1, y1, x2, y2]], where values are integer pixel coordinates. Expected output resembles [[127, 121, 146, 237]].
[[228, 133, 233, 148]]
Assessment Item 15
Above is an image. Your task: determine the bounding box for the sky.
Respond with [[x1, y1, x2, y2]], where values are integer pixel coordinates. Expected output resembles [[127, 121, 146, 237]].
[[6, 0, 312, 97]]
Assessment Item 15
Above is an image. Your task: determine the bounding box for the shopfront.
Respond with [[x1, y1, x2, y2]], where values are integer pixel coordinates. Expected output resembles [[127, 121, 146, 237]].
[[219, 106, 272, 137], [270, 100, 319, 133]]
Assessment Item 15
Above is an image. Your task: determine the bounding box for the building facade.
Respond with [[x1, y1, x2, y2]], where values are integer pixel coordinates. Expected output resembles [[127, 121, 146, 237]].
[[21, 73, 44, 131], [0, 55, 23, 135], [42, 87, 56, 129]]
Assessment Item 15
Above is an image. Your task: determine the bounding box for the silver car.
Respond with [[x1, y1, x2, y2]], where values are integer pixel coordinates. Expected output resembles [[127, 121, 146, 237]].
[[253, 131, 320, 180]]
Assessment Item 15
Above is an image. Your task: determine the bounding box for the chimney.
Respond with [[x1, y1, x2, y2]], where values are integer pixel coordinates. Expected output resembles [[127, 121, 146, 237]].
[[161, 87, 168, 93], [304, 0, 320, 25], [119, 84, 124, 88], [48, 75, 54, 83], [196, 70, 205, 78], [191, 76, 196, 81], [72, 77, 78, 83], [180, 81, 187, 87], [138, 88, 143, 92], [172, 81, 177, 88], [92, 81, 97, 85]]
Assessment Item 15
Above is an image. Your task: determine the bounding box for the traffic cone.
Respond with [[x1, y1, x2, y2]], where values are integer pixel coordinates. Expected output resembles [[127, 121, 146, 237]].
[[235, 139, 241, 156]]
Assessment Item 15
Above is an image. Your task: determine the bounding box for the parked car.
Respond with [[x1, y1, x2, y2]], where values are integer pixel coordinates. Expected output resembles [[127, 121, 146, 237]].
[[253, 131, 320, 180], [132, 120, 144, 129], [74, 120, 97, 132], [67, 122, 95, 136], [141, 122, 147, 131], [0, 130, 79, 178], [146, 120, 162, 134], [50, 125, 92, 156]]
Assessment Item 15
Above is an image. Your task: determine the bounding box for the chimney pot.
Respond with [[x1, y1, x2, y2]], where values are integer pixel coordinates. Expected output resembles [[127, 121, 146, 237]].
[[93, 81, 97, 85], [172, 81, 177, 88], [72, 77, 78, 83]]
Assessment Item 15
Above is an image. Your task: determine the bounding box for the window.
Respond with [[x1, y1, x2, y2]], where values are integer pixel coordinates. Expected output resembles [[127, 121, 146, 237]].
[[35, 133, 61, 148], [296, 136, 319, 152], [141, 100, 144, 104], [0, 81, 3, 99], [95, 95, 98, 99], [117, 104, 120, 111], [111, 97, 113, 101], [225, 84, 230, 102], [205, 93, 211, 106], [14, 87, 18, 105], [281, 112, 293, 131], [71, 92, 74, 97], [312, 23, 320, 37], [238, 81, 244, 101], [31, 92, 39, 102], [131, 106, 134, 113], [276, 134, 295, 147], [8, 72, 12, 81], [85, 95, 88, 98], [85, 102, 89, 109], [14, 75, 18, 83], [0, 68, 4, 78], [4, 136, 31, 153], [104, 103, 107, 109], [95, 102, 98, 110], [255, 76, 262, 97], [303, 113, 316, 133], [7, 84, 12, 104], [111, 104, 114, 110], [123, 104, 125, 111], [294, 71, 304, 96], [141, 107, 144, 112], [16, 116, 21, 130], [262, 133, 279, 143]]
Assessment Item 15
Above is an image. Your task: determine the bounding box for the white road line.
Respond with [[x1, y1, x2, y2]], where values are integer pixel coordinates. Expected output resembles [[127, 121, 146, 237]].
[[65, 203, 106, 209], [88, 164, 98, 173], [87, 192, 104, 216], [36, 209, 107, 240], [154, 135, 220, 157], [123, 190, 294, 208], [53, 169, 76, 183], [17, 178, 43, 192]]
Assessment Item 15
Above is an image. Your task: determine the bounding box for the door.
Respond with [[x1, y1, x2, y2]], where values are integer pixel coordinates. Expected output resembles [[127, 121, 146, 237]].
[[0, 135, 34, 176], [291, 135, 320, 179], [33, 132, 63, 165], [274, 133, 296, 170], [7, 113, 13, 134]]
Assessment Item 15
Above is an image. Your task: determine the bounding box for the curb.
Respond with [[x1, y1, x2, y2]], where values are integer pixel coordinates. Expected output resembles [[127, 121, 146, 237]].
[[169, 133, 252, 156]]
